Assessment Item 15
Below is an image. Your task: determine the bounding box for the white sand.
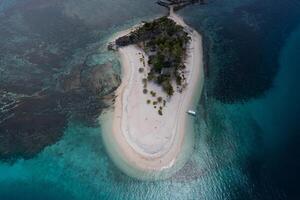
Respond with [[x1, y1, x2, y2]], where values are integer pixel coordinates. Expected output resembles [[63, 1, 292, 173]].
[[103, 10, 204, 172]]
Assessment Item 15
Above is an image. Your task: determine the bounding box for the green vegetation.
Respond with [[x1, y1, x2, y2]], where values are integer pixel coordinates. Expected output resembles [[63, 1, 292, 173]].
[[150, 91, 156, 97], [158, 110, 163, 116], [157, 97, 163, 103], [142, 78, 147, 84], [116, 17, 190, 96], [143, 17, 190, 96], [139, 68, 144, 73], [142, 78, 147, 88]]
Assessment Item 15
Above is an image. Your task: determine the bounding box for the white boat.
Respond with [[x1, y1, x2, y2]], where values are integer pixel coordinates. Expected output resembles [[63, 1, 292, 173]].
[[187, 110, 196, 116]]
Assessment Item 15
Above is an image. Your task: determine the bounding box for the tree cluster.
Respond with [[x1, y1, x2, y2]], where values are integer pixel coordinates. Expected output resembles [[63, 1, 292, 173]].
[[116, 17, 190, 96]]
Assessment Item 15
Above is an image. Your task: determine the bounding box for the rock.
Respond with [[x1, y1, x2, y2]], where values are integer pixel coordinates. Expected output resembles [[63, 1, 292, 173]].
[[115, 35, 133, 47]]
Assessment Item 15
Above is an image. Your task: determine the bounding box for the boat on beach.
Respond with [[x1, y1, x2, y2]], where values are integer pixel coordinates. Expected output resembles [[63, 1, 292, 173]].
[[187, 110, 196, 116]]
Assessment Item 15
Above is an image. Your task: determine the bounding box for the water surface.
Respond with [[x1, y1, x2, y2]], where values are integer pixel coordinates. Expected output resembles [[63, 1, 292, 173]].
[[1, 0, 300, 199]]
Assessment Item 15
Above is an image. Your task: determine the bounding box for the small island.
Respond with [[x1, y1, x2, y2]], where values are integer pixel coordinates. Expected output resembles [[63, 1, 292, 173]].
[[101, 7, 204, 179]]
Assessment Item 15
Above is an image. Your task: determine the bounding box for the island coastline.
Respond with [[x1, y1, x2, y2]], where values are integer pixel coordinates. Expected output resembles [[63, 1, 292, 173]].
[[100, 9, 204, 180]]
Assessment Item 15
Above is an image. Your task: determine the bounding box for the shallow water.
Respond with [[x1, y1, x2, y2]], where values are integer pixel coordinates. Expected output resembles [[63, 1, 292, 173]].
[[1, 0, 300, 199]]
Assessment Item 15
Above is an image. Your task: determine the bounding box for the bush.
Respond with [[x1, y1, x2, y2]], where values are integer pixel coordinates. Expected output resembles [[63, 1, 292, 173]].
[[139, 68, 144, 73], [142, 78, 147, 84], [176, 75, 182, 86], [150, 91, 156, 97], [147, 72, 155, 81], [142, 78, 147, 88], [158, 110, 163, 115], [143, 89, 148, 94], [162, 81, 174, 96], [157, 97, 163, 103]]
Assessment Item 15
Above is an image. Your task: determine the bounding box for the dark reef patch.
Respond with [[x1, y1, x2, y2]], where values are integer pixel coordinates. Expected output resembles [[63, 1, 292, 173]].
[[0, 92, 66, 160], [0, 0, 122, 161]]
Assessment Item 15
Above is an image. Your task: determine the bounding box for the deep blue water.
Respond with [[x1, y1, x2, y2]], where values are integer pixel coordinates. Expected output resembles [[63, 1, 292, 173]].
[[1, 0, 300, 199]]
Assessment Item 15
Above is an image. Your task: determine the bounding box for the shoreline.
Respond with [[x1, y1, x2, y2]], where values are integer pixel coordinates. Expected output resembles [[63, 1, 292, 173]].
[[100, 10, 204, 179]]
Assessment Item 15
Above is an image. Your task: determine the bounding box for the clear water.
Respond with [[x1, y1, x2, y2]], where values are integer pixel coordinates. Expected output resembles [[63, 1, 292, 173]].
[[1, 0, 300, 199]]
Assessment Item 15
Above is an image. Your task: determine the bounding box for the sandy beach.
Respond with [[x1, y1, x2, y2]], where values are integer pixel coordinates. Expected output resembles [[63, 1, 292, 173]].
[[101, 10, 204, 177]]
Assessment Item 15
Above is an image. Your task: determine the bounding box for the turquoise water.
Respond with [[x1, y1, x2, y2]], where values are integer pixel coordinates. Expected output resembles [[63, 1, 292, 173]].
[[1, 0, 300, 199], [246, 24, 300, 149], [0, 110, 256, 200], [244, 23, 300, 198]]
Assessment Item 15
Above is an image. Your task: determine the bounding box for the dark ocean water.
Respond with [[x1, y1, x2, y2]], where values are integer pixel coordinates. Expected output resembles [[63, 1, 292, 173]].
[[181, 0, 300, 198], [0, 0, 300, 199]]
